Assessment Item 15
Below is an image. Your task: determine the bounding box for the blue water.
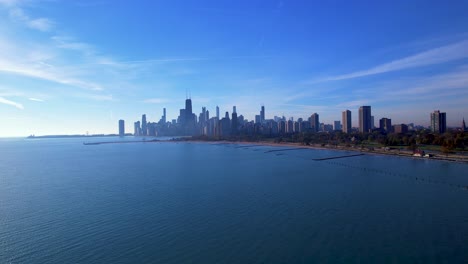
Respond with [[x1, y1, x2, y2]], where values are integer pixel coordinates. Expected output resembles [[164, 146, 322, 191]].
[[1, 137, 467, 263]]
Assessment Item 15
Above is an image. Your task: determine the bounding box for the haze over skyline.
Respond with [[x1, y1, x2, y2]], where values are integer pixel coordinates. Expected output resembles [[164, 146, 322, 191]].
[[1, 0, 468, 137]]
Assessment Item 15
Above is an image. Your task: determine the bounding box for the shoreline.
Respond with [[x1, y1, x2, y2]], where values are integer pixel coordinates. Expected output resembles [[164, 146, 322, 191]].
[[177, 139, 468, 164], [79, 137, 468, 164]]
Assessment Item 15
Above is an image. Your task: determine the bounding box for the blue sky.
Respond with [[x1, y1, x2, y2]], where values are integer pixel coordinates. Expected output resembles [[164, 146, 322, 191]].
[[0, 0, 467, 136]]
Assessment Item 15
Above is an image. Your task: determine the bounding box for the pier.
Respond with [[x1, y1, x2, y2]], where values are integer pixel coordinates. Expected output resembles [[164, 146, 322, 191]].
[[312, 153, 365, 161]]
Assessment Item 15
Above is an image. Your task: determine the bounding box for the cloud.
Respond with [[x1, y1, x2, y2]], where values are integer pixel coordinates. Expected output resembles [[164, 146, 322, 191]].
[[0, 0, 20, 6], [0, 59, 104, 90], [28, 97, 44, 102], [78, 94, 115, 101], [143, 98, 170, 104], [9, 7, 54, 32], [324, 39, 468, 81], [0, 96, 24, 109], [28, 18, 54, 32]]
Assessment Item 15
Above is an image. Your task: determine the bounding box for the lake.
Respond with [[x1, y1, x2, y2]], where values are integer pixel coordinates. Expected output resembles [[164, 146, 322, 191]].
[[1, 137, 467, 263]]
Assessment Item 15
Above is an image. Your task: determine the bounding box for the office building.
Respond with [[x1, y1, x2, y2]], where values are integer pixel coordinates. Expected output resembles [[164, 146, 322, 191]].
[[379, 118, 392, 133], [334, 121, 341, 131], [260, 105, 265, 123], [359, 106, 372, 133], [310, 113, 319, 132], [342, 110, 352, 133], [430, 110, 447, 133], [119, 119, 125, 137], [142, 114, 147, 136]]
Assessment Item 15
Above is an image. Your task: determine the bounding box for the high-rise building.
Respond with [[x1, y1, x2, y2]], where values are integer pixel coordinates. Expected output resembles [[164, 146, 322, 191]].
[[260, 105, 265, 123], [255, 115, 261, 124], [430, 110, 447, 133], [119, 119, 125, 137], [334, 121, 342, 131], [142, 114, 147, 136], [342, 110, 352, 133], [463, 118, 467, 131], [134, 121, 141, 136], [231, 111, 238, 134], [359, 106, 372, 133], [162, 108, 166, 123], [185, 98, 193, 122], [371, 116, 375, 129], [233, 106, 237, 114], [310, 113, 319, 132], [379, 118, 392, 133]]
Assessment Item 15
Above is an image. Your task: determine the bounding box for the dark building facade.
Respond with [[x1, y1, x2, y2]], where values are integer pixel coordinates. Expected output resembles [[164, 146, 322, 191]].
[[379, 118, 392, 133], [430, 110, 446, 133], [119, 119, 125, 137], [359, 106, 372, 133]]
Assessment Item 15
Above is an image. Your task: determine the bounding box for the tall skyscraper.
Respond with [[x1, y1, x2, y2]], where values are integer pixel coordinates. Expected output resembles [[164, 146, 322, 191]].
[[379, 118, 392, 133], [231, 111, 238, 134], [430, 110, 447, 133], [233, 106, 237, 114], [142, 114, 147, 136], [216, 106, 220, 120], [342, 110, 352, 133], [463, 118, 467, 132], [162, 108, 166, 123], [185, 98, 193, 121], [134, 121, 141, 136], [260, 105, 265, 123], [310, 113, 319, 132], [359, 106, 372, 133], [371, 116, 375, 129], [119, 119, 125, 137]]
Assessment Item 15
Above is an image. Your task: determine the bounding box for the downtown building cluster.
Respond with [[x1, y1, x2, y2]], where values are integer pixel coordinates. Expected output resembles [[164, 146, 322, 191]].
[[118, 98, 459, 137]]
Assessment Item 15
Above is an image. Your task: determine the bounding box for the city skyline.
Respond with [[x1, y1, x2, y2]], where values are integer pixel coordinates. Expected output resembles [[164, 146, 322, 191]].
[[1, 1, 468, 136], [127, 96, 457, 138]]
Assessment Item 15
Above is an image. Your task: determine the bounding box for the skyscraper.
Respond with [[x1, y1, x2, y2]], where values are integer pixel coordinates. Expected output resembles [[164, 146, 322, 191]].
[[216, 106, 220, 120], [379, 118, 392, 133], [119, 119, 125, 137], [233, 106, 237, 114], [463, 118, 467, 132], [134, 121, 141, 136], [162, 108, 166, 123], [359, 106, 372, 133], [430, 110, 447, 133], [185, 98, 193, 122], [231, 111, 238, 134], [371, 116, 375, 129], [260, 105, 265, 123], [342, 110, 351, 133], [310, 113, 319, 132], [142, 114, 147, 136]]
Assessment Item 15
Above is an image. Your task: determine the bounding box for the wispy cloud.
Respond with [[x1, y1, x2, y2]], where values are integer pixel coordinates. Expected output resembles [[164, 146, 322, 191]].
[[143, 98, 170, 104], [9, 7, 54, 32], [0, 59, 104, 90], [29, 97, 44, 102], [323, 39, 468, 81], [0, 96, 24, 109]]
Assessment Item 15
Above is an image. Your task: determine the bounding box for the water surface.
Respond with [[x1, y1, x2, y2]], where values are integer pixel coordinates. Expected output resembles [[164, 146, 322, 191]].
[[1, 137, 467, 263]]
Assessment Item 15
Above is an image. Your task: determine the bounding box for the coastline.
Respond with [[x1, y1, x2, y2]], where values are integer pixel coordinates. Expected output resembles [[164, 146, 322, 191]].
[[78, 137, 468, 164], [176, 139, 468, 164]]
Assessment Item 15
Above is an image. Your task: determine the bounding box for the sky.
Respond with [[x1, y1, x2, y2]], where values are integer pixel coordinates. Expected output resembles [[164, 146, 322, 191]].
[[0, 0, 468, 136]]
